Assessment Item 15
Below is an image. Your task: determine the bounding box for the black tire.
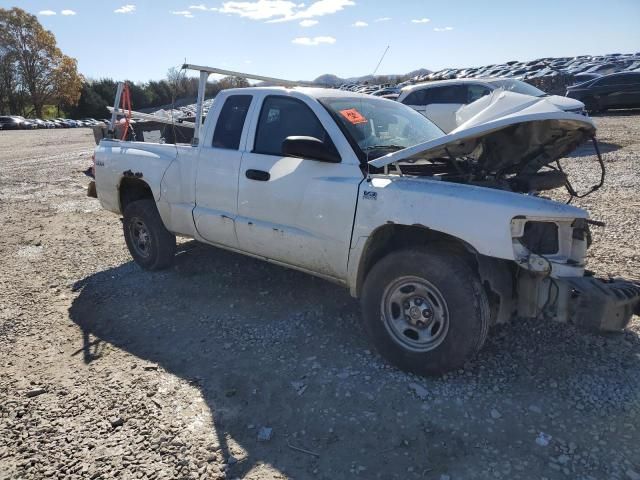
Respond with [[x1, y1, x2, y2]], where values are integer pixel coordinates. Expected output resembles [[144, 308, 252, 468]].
[[360, 247, 489, 376], [583, 97, 600, 114], [123, 199, 176, 270]]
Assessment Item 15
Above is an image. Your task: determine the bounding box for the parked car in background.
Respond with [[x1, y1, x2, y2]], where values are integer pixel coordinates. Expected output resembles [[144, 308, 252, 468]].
[[397, 78, 586, 133], [566, 72, 640, 113], [13, 116, 38, 129], [371, 87, 400, 97], [32, 119, 48, 129], [55, 118, 75, 128], [80, 118, 100, 126], [0, 116, 23, 130], [572, 73, 602, 85]]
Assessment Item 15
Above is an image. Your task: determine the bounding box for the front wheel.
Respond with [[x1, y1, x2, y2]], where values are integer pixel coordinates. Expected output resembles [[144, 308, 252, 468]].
[[360, 247, 489, 376], [123, 199, 176, 270]]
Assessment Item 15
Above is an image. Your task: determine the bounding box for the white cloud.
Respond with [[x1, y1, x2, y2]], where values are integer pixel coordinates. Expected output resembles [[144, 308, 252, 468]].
[[61, 9, 76, 16], [299, 19, 318, 26], [292, 35, 336, 46], [433, 26, 453, 31], [39, 10, 56, 16], [189, 4, 208, 10], [172, 10, 195, 18], [114, 4, 136, 14], [411, 17, 430, 24], [374, 17, 391, 22], [352, 20, 367, 27], [220, 0, 297, 20], [278, 0, 354, 21], [218, 0, 354, 22]]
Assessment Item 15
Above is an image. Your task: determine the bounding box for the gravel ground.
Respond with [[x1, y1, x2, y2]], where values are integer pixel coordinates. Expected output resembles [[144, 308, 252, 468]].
[[0, 115, 639, 480]]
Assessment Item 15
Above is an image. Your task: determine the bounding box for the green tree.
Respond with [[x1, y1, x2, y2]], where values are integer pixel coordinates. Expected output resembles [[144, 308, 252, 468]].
[[69, 82, 109, 119], [0, 7, 82, 117]]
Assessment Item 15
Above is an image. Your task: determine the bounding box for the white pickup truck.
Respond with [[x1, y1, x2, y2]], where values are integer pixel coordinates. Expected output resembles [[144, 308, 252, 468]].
[[94, 84, 640, 375]]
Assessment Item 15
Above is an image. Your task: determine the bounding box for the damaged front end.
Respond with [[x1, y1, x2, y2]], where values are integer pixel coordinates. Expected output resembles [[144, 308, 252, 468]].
[[369, 93, 640, 331], [510, 216, 640, 331], [369, 91, 600, 196]]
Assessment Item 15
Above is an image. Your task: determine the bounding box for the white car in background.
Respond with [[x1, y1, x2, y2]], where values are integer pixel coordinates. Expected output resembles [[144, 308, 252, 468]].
[[397, 78, 586, 132]]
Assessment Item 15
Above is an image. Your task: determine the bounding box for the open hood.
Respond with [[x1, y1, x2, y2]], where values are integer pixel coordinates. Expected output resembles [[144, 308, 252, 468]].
[[369, 91, 595, 177]]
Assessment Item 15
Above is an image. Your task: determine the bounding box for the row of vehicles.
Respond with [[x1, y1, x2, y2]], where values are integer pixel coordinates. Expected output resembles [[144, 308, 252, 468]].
[[340, 72, 639, 133], [0, 116, 108, 130], [337, 52, 640, 92], [409, 53, 640, 83]]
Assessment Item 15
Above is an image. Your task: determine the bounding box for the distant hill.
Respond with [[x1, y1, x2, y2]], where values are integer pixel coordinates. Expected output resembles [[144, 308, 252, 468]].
[[313, 68, 432, 86]]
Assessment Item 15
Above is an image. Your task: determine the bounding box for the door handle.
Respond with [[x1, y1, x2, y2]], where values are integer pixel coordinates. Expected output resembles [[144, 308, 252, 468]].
[[245, 169, 270, 181]]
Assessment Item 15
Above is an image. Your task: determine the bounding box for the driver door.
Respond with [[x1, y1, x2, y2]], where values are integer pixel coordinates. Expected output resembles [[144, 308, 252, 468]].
[[235, 94, 362, 280]]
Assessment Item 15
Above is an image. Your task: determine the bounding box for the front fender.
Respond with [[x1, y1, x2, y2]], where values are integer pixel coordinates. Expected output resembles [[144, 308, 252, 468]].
[[347, 175, 587, 294]]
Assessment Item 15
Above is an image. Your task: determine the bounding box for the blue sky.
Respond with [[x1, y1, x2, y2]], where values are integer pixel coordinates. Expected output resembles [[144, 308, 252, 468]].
[[4, 0, 640, 82]]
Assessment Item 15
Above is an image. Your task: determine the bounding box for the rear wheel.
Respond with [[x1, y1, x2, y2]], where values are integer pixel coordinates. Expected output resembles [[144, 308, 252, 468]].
[[123, 199, 176, 270], [361, 247, 489, 375]]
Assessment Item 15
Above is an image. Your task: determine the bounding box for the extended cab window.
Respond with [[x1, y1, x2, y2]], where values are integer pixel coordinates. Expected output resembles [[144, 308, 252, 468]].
[[254, 96, 329, 156], [212, 95, 252, 150]]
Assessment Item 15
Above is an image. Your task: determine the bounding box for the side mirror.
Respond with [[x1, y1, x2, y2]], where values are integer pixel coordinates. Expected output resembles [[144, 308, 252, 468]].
[[282, 136, 341, 163]]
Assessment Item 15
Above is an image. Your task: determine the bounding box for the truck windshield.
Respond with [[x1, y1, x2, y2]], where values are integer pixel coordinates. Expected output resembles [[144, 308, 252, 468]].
[[319, 96, 444, 160]]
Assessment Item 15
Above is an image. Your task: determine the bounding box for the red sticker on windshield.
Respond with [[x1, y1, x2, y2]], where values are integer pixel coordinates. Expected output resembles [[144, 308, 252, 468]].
[[339, 108, 367, 125]]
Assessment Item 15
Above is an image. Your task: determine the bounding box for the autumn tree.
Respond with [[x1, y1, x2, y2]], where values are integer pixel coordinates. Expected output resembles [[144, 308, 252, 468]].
[[0, 7, 82, 117]]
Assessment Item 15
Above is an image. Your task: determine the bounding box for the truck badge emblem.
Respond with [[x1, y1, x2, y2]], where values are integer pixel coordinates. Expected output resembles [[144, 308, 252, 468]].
[[363, 191, 377, 200]]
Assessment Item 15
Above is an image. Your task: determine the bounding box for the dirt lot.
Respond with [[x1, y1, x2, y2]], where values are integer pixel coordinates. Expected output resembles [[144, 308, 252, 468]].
[[1, 115, 639, 480]]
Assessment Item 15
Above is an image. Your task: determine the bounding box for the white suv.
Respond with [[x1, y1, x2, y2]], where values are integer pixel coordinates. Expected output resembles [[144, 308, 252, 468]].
[[397, 78, 585, 133]]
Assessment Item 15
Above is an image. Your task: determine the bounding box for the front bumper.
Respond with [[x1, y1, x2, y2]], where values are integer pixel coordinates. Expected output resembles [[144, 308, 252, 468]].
[[557, 276, 640, 332]]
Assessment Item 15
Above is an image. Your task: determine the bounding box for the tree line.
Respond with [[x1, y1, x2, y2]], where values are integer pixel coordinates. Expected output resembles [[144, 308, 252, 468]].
[[70, 73, 250, 120]]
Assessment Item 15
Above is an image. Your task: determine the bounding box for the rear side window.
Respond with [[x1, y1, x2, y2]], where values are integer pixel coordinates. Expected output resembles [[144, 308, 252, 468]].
[[429, 85, 466, 104], [254, 96, 329, 156], [212, 95, 252, 150], [402, 89, 429, 106], [467, 84, 492, 103]]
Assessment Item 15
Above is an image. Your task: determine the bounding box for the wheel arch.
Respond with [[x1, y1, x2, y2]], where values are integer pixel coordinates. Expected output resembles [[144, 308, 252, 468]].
[[119, 177, 154, 214], [351, 223, 516, 325], [353, 223, 478, 298]]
